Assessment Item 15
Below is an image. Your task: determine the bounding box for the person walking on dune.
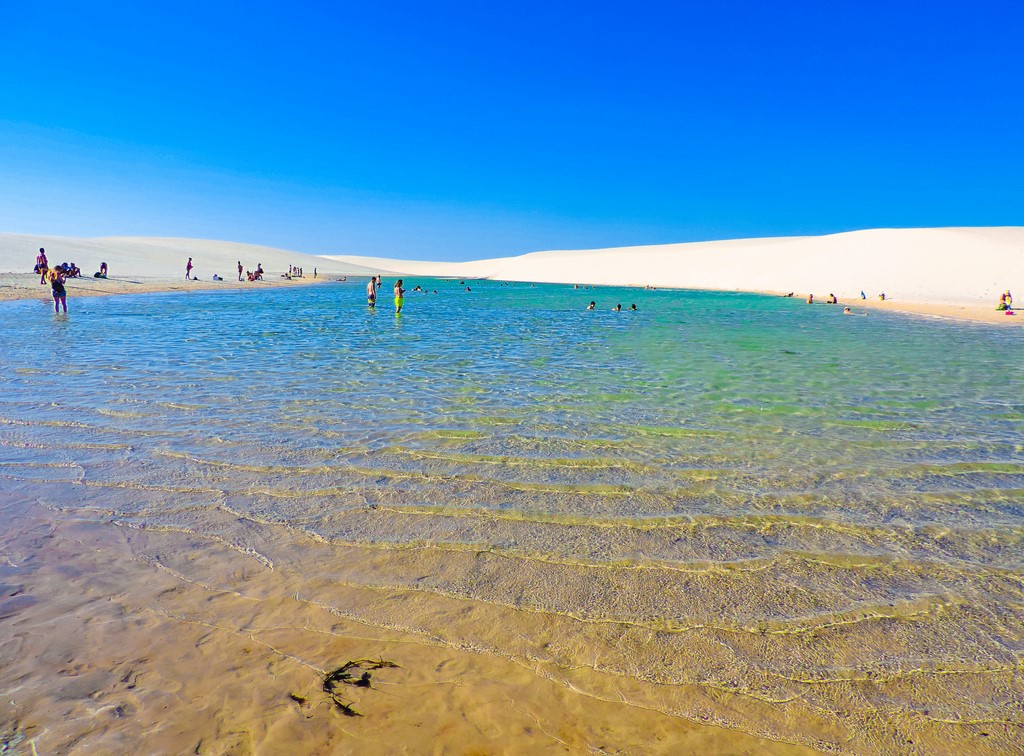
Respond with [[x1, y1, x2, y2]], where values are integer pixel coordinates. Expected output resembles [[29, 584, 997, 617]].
[[237, 261, 243, 281], [186, 257, 193, 280]]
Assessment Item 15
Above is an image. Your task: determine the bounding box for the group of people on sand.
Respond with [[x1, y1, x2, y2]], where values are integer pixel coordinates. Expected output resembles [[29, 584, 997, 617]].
[[997, 290, 1014, 312], [32, 247, 111, 313], [185, 258, 269, 282], [33, 248, 86, 282], [796, 291, 880, 314]]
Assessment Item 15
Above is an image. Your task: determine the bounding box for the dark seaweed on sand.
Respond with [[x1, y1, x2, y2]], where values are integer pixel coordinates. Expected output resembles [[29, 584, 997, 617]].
[[320, 658, 400, 716]]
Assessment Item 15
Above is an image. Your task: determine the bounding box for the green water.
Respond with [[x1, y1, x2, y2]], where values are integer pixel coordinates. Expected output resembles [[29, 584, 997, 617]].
[[1, 280, 1022, 752]]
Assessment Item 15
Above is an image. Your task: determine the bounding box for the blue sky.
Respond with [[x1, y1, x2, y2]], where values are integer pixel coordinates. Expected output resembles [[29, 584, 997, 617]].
[[1, 1, 1021, 261]]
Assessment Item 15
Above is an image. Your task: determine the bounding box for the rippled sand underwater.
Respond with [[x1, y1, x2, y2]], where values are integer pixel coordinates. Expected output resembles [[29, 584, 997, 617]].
[[1, 281, 1022, 752]]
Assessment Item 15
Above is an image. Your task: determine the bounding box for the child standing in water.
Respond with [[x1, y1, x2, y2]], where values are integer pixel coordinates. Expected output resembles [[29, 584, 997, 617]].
[[48, 266, 67, 313], [394, 279, 405, 314]]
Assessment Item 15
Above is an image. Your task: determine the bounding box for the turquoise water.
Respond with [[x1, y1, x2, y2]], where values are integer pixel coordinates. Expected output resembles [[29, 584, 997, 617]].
[[1, 281, 1022, 752]]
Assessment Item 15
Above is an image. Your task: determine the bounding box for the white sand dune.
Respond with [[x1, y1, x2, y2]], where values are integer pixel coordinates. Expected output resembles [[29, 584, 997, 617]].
[[0, 233, 375, 280], [326, 227, 1024, 308]]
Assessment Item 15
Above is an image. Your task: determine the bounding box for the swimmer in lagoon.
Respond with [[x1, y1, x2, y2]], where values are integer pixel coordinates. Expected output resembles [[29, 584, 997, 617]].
[[612, 304, 622, 312], [807, 294, 814, 304], [630, 304, 637, 311], [586, 301, 595, 310]]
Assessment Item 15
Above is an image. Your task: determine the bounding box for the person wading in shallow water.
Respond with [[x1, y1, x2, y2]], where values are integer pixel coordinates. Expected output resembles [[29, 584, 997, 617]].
[[48, 266, 67, 313], [367, 276, 378, 307], [394, 279, 405, 314]]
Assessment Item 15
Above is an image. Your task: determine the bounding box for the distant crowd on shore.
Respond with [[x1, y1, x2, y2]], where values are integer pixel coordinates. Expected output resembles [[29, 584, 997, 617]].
[[783, 289, 887, 316]]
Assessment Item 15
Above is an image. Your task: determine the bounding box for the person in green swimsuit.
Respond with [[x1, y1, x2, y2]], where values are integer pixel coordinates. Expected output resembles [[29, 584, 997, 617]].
[[394, 279, 405, 313]]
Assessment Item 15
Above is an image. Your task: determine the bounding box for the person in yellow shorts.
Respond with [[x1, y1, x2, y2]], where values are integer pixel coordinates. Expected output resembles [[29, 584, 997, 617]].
[[394, 279, 405, 314]]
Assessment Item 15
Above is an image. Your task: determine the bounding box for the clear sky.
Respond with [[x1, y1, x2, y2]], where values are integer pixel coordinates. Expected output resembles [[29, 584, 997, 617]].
[[1, 1, 1021, 261]]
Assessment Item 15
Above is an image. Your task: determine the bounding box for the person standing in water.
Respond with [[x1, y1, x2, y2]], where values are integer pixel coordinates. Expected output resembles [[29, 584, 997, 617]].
[[394, 279, 405, 313], [367, 276, 378, 307], [186, 257, 193, 280], [48, 266, 67, 313]]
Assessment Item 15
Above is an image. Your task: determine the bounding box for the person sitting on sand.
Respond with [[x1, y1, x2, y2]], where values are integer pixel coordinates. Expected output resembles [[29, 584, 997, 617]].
[[67, 262, 81, 278], [827, 293, 837, 304], [48, 266, 67, 313], [586, 301, 595, 310], [878, 292, 886, 301]]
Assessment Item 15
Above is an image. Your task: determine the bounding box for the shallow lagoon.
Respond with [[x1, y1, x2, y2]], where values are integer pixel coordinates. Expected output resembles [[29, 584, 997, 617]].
[[1, 280, 1022, 752]]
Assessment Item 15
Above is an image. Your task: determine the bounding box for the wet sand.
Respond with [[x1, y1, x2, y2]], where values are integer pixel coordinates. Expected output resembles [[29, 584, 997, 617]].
[[0, 498, 813, 754]]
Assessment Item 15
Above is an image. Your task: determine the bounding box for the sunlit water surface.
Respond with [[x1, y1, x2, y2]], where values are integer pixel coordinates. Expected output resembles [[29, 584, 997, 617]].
[[1, 281, 1022, 752]]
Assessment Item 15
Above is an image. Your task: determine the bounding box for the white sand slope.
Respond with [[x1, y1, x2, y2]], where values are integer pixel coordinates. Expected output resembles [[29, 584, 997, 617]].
[[0, 233, 376, 280], [325, 227, 1024, 307]]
